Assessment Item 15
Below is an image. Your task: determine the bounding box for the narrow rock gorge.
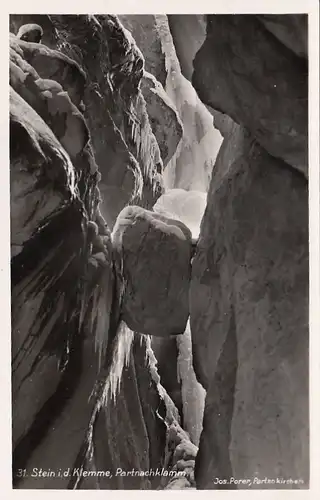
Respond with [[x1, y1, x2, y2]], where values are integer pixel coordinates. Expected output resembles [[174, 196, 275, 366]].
[[10, 14, 309, 490]]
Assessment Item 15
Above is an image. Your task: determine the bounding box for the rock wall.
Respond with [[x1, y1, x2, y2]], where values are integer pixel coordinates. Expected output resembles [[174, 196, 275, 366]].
[[169, 14, 309, 489], [10, 13, 309, 491], [10, 15, 182, 228], [192, 15, 308, 178], [10, 14, 196, 490], [120, 14, 222, 193]]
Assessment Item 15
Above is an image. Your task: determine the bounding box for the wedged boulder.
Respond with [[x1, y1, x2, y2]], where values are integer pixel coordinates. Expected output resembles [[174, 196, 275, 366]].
[[112, 206, 193, 337], [190, 126, 309, 488], [192, 15, 308, 177], [141, 72, 183, 167]]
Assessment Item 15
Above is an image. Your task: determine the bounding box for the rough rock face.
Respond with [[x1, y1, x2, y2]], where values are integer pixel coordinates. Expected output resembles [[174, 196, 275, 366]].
[[152, 189, 207, 439], [11, 15, 165, 228], [176, 325, 206, 447], [10, 15, 192, 491], [191, 128, 308, 489], [118, 15, 168, 87], [192, 15, 308, 178], [167, 15, 207, 81], [82, 331, 183, 490], [52, 14, 166, 227], [11, 13, 309, 492], [10, 35, 115, 478], [10, 35, 89, 164], [164, 12, 309, 489], [121, 14, 222, 193], [112, 206, 193, 337], [10, 48, 113, 462], [178, 14, 309, 489], [151, 337, 183, 416], [257, 15, 308, 59], [141, 72, 183, 167]]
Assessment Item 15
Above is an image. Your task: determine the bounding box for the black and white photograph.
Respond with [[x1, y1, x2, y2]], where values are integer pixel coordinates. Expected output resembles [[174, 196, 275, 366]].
[[6, 2, 319, 494]]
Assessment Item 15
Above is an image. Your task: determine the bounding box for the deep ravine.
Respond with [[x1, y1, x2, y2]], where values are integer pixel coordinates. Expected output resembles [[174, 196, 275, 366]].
[[10, 13, 309, 490]]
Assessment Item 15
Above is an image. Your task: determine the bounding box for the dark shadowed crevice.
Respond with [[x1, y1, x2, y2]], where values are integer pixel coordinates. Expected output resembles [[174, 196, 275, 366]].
[[12, 328, 84, 486], [195, 307, 238, 489]]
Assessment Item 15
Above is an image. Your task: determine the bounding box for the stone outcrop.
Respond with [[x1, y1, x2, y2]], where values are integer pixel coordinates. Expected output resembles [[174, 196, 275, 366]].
[[10, 22, 116, 484], [192, 15, 308, 178], [118, 15, 168, 88], [16, 328, 184, 489], [176, 325, 206, 447], [10, 35, 89, 163], [151, 337, 183, 416], [167, 15, 207, 81], [166, 14, 309, 489], [112, 205, 193, 337], [164, 12, 309, 489], [141, 72, 183, 168], [121, 14, 222, 193], [10, 15, 190, 491], [11, 15, 166, 228], [190, 126, 308, 489], [257, 15, 308, 59], [52, 15, 166, 227]]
